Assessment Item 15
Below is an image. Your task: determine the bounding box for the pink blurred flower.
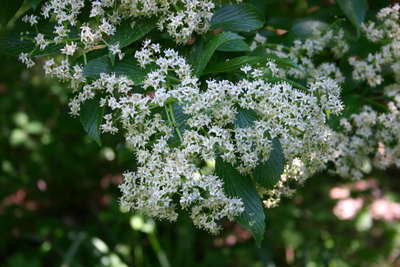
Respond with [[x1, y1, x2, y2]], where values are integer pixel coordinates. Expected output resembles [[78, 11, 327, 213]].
[[333, 198, 364, 220]]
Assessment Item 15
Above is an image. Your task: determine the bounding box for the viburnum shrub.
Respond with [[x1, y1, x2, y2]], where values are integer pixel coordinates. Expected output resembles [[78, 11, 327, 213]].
[[1, 0, 399, 246]]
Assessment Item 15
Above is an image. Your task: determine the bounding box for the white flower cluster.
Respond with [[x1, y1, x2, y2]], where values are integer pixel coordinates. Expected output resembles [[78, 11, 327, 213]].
[[258, 23, 348, 84], [16, 0, 400, 233], [117, 41, 342, 212], [329, 84, 400, 179], [35, 0, 230, 46], [56, 36, 343, 228], [259, 5, 400, 181], [119, 0, 217, 44], [351, 4, 400, 87]]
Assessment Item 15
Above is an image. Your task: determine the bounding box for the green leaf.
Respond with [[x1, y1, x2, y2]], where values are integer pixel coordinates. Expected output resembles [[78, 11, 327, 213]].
[[0, 0, 24, 27], [210, 3, 265, 32], [216, 39, 250, 52], [75, 47, 109, 65], [288, 20, 329, 42], [117, 144, 136, 164], [337, 0, 367, 37], [215, 157, 265, 247], [234, 109, 284, 189], [193, 32, 246, 77], [26, 0, 42, 9], [203, 56, 260, 75], [0, 20, 78, 57], [109, 17, 158, 48], [327, 94, 364, 130], [253, 137, 284, 189], [234, 108, 261, 128], [161, 102, 192, 148], [248, 46, 302, 71], [203, 54, 301, 76], [83, 55, 155, 84], [268, 17, 293, 31], [268, 77, 309, 92], [80, 95, 104, 146]]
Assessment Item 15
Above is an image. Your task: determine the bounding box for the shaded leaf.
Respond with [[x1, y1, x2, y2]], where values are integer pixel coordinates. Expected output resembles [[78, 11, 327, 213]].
[[27, 0, 42, 9], [0, 0, 24, 27], [327, 94, 364, 130], [83, 55, 155, 84], [216, 39, 250, 52], [215, 157, 265, 247], [193, 32, 246, 77], [210, 3, 265, 32], [117, 144, 137, 164], [80, 95, 104, 147], [253, 137, 284, 189], [268, 77, 309, 92], [0, 19, 78, 57], [337, 0, 367, 37], [161, 102, 192, 148], [203, 54, 301, 75], [288, 20, 329, 42], [109, 17, 158, 48], [234, 108, 261, 128]]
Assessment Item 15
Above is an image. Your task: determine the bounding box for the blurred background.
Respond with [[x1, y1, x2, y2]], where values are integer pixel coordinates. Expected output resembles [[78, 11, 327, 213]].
[[1, 0, 400, 266]]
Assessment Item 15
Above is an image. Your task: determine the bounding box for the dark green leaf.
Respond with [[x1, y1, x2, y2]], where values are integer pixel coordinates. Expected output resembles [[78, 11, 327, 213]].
[[203, 54, 301, 75], [83, 55, 156, 84], [306, 0, 323, 7], [215, 157, 265, 247], [0, 0, 24, 27], [253, 137, 284, 189], [264, 54, 302, 71], [109, 17, 158, 48], [234, 108, 261, 128], [210, 3, 265, 32], [268, 77, 309, 92], [327, 94, 364, 130], [80, 95, 104, 147], [193, 32, 246, 77], [27, 0, 42, 9], [0, 20, 78, 57], [268, 17, 292, 31], [216, 39, 250, 52], [117, 144, 137, 164], [75, 47, 109, 66], [337, 0, 367, 37], [188, 39, 203, 72], [288, 20, 329, 42], [161, 102, 192, 148], [248, 46, 302, 71], [203, 56, 262, 75]]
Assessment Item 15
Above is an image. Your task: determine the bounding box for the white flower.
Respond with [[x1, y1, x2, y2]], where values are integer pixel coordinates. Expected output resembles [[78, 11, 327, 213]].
[[61, 42, 78, 56], [35, 33, 49, 50]]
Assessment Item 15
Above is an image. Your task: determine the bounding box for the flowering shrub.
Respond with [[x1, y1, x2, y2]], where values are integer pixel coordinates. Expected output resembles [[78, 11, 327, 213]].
[[1, 0, 399, 246]]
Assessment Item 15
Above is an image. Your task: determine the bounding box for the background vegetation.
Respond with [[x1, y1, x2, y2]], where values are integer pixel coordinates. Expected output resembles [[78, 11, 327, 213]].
[[1, 0, 400, 266]]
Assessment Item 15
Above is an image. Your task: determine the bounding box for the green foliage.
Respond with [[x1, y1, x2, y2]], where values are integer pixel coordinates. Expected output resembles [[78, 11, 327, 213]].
[[80, 95, 104, 146], [1, 0, 400, 266], [0, 0, 24, 27], [337, 0, 367, 37], [210, 3, 265, 31], [83, 55, 155, 84], [192, 31, 248, 77], [215, 157, 265, 247], [109, 17, 158, 48], [254, 137, 284, 190]]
